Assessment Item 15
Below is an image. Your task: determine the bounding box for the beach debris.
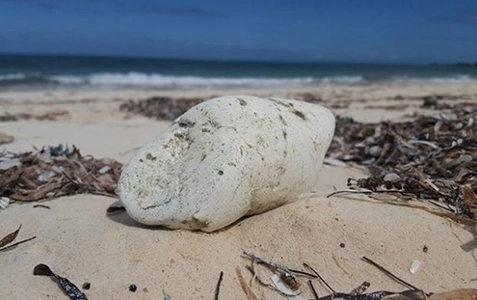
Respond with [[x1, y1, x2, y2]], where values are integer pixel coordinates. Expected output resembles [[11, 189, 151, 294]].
[[361, 256, 419, 290], [242, 252, 314, 297], [129, 284, 137, 292], [0, 157, 21, 171], [271, 274, 305, 299], [82, 283, 91, 290], [0, 109, 70, 122], [33, 204, 50, 209], [0, 196, 10, 209], [163, 290, 172, 300], [422, 246, 428, 253], [351, 282, 371, 295], [98, 166, 111, 174], [303, 262, 335, 292], [326, 102, 477, 224], [0, 131, 13, 145], [236, 266, 259, 300], [119, 96, 335, 232], [0, 237, 36, 252], [309, 280, 319, 299], [239, 251, 444, 300], [322, 290, 427, 300], [0, 224, 21, 248], [106, 204, 126, 215], [409, 260, 421, 274], [294, 92, 322, 103], [0, 224, 35, 254], [0, 144, 122, 202], [214, 271, 224, 300], [324, 157, 348, 167], [119, 92, 332, 122], [33, 263, 88, 300], [120, 96, 207, 120]]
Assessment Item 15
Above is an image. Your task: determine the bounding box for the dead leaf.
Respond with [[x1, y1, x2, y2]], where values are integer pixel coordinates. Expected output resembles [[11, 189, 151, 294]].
[[0, 224, 21, 248]]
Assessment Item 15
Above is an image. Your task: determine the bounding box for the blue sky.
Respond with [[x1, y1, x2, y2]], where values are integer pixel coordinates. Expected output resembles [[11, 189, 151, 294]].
[[0, 0, 476, 63]]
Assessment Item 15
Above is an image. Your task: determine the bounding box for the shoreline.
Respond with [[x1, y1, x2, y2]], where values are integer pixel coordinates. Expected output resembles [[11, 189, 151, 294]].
[[2, 81, 477, 102]]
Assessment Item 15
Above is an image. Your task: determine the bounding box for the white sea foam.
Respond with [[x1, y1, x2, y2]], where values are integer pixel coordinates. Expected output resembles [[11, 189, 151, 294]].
[[1, 72, 476, 89], [0, 73, 34, 80], [50, 72, 369, 88], [390, 74, 476, 85], [319, 76, 365, 85], [50, 75, 84, 84], [83, 72, 315, 88], [0, 72, 366, 88]]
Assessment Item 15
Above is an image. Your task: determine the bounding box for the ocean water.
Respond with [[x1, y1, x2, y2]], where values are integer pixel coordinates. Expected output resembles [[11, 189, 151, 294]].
[[0, 54, 476, 90]]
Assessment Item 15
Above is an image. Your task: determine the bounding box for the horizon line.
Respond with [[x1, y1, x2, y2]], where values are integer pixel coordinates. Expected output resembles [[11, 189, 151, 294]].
[[0, 51, 438, 66]]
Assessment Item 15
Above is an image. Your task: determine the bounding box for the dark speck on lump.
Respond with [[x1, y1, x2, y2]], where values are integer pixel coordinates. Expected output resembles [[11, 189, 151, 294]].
[[291, 109, 306, 120], [237, 98, 247, 106], [279, 114, 287, 126], [145, 153, 157, 161]]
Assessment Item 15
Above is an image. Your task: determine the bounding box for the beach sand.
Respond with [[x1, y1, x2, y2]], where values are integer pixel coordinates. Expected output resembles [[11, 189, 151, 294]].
[[1, 84, 477, 299]]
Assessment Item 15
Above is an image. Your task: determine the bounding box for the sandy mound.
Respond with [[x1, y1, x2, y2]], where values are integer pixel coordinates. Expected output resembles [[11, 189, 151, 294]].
[[1, 193, 475, 299]]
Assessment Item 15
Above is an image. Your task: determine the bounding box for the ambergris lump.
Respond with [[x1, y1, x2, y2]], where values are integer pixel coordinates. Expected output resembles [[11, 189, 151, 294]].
[[119, 95, 335, 232]]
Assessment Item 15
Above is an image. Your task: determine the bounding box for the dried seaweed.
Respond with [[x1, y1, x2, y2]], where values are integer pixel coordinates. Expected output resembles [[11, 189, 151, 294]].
[[361, 256, 419, 291], [240, 252, 430, 300], [303, 262, 335, 293], [327, 102, 477, 224], [214, 271, 224, 300], [0, 145, 122, 202], [33, 204, 50, 209], [242, 252, 303, 297], [316, 290, 425, 300], [0, 236, 36, 252], [119, 93, 330, 121], [33, 263, 88, 300], [0, 110, 69, 122], [236, 266, 259, 300], [120, 96, 208, 120], [0, 223, 36, 254], [0, 224, 21, 248]]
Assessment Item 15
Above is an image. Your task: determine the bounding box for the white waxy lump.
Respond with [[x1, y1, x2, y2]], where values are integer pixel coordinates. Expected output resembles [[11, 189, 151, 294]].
[[119, 95, 335, 232]]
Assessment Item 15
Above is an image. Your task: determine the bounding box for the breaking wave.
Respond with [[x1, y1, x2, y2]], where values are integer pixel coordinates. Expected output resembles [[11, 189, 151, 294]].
[[1, 72, 475, 90], [0, 72, 369, 89]]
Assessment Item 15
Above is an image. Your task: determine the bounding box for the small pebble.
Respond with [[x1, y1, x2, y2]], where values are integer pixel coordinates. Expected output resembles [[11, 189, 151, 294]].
[[129, 284, 137, 292], [423, 245, 428, 253], [82, 282, 91, 290], [339, 243, 346, 248], [409, 260, 421, 274]]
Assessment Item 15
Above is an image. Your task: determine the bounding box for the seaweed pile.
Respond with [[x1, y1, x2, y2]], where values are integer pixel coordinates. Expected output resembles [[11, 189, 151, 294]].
[[0, 145, 122, 202], [0, 110, 70, 122], [327, 102, 477, 223], [119, 94, 327, 121], [120, 96, 208, 120]]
